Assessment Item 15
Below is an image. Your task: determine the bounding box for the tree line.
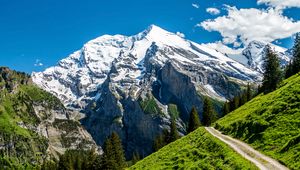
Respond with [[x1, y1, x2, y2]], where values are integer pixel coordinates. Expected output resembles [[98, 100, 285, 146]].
[[261, 33, 300, 94], [153, 97, 218, 151], [222, 84, 254, 116], [41, 132, 129, 170], [285, 33, 300, 79], [223, 33, 300, 116]]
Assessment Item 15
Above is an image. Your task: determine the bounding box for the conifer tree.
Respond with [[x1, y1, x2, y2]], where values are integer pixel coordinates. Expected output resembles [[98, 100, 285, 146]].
[[246, 83, 252, 101], [131, 151, 140, 165], [168, 119, 180, 143], [222, 101, 230, 117], [262, 45, 282, 94], [286, 33, 300, 78], [153, 135, 163, 151], [153, 129, 168, 151], [103, 132, 127, 170], [285, 61, 293, 78], [239, 92, 247, 106], [103, 137, 117, 170], [202, 98, 218, 126], [187, 107, 201, 133], [110, 132, 127, 169], [292, 33, 300, 74], [233, 96, 240, 109]]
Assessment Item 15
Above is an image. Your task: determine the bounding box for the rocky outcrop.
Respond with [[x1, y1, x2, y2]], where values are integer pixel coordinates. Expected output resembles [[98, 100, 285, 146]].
[[0, 68, 100, 166]]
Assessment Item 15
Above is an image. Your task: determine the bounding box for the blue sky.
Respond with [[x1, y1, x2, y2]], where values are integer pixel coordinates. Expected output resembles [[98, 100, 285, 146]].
[[1, 0, 300, 73]]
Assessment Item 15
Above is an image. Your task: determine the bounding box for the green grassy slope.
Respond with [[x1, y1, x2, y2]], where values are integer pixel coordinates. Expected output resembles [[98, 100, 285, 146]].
[[129, 127, 257, 170], [0, 67, 63, 169], [215, 74, 300, 169]]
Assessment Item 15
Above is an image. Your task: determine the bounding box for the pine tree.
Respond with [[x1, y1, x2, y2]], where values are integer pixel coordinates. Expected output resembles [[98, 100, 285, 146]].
[[103, 132, 127, 170], [239, 91, 247, 106], [246, 83, 252, 101], [153, 135, 163, 151], [103, 136, 115, 169], [285, 61, 293, 78], [187, 107, 201, 133], [153, 129, 168, 151], [202, 98, 218, 126], [233, 95, 240, 109], [222, 101, 230, 117], [131, 151, 140, 165], [168, 119, 180, 143], [292, 33, 300, 75], [110, 132, 127, 169], [262, 45, 282, 94], [285, 33, 300, 78]]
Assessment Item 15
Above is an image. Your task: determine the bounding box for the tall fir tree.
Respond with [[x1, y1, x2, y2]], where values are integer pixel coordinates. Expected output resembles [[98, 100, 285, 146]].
[[153, 129, 168, 151], [131, 151, 140, 165], [233, 96, 240, 109], [110, 132, 127, 169], [168, 119, 180, 143], [262, 45, 282, 94], [103, 132, 127, 170], [246, 83, 252, 101], [222, 101, 230, 117], [286, 33, 300, 78], [292, 33, 300, 75], [239, 91, 247, 106], [202, 98, 218, 126], [285, 61, 293, 78], [153, 134, 164, 151], [103, 137, 118, 170], [187, 107, 201, 133]]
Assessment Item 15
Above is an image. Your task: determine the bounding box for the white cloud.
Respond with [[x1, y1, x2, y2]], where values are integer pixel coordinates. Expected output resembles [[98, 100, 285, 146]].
[[192, 3, 200, 9], [176, 32, 185, 38], [206, 7, 221, 15], [257, 0, 300, 9], [202, 41, 243, 54], [199, 6, 300, 46], [34, 59, 43, 67]]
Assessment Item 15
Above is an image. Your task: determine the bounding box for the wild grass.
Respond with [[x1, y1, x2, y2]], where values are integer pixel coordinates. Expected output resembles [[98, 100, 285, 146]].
[[130, 127, 257, 170], [215, 74, 300, 169]]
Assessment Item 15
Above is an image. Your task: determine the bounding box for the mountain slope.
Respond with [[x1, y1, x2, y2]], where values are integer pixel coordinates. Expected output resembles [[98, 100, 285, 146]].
[[32, 25, 260, 108], [206, 127, 288, 170], [129, 127, 257, 170], [215, 73, 300, 169], [32, 25, 262, 157], [0, 67, 99, 168]]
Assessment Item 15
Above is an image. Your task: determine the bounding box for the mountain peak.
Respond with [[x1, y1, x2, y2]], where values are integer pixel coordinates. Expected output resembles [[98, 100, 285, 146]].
[[247, 40, 266, 47], [135, 25, 175, 41], [145, 24, 170, 34]]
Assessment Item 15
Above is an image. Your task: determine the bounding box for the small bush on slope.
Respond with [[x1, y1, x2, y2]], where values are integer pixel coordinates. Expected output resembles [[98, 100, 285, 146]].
[[129, 127, 257, 170], [215, 74, 300, 169]]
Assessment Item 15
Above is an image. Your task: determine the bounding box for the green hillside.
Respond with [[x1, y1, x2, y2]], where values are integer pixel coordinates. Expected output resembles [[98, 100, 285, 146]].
[[129, 127, 257, 170], [0, 67, 63, 169], [215, 74, 300, 169]]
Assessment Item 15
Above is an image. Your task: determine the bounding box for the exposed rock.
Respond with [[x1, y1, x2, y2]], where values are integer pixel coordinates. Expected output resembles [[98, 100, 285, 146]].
[[32, 25, 262, 158]]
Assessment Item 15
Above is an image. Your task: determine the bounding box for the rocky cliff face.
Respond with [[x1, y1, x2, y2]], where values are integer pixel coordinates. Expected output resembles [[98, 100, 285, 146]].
[[32, 25, 262, 157], [0, 67, 99, 166]]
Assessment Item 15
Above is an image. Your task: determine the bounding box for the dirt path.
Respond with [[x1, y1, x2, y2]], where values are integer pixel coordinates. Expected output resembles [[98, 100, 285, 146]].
[[205, 127, 288, 170]]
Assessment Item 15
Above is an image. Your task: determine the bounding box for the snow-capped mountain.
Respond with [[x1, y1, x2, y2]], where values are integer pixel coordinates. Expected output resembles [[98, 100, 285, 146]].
[[32, 25, 262, 157], [227, 40, 291, 72], [32, 25, 260, 108]]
